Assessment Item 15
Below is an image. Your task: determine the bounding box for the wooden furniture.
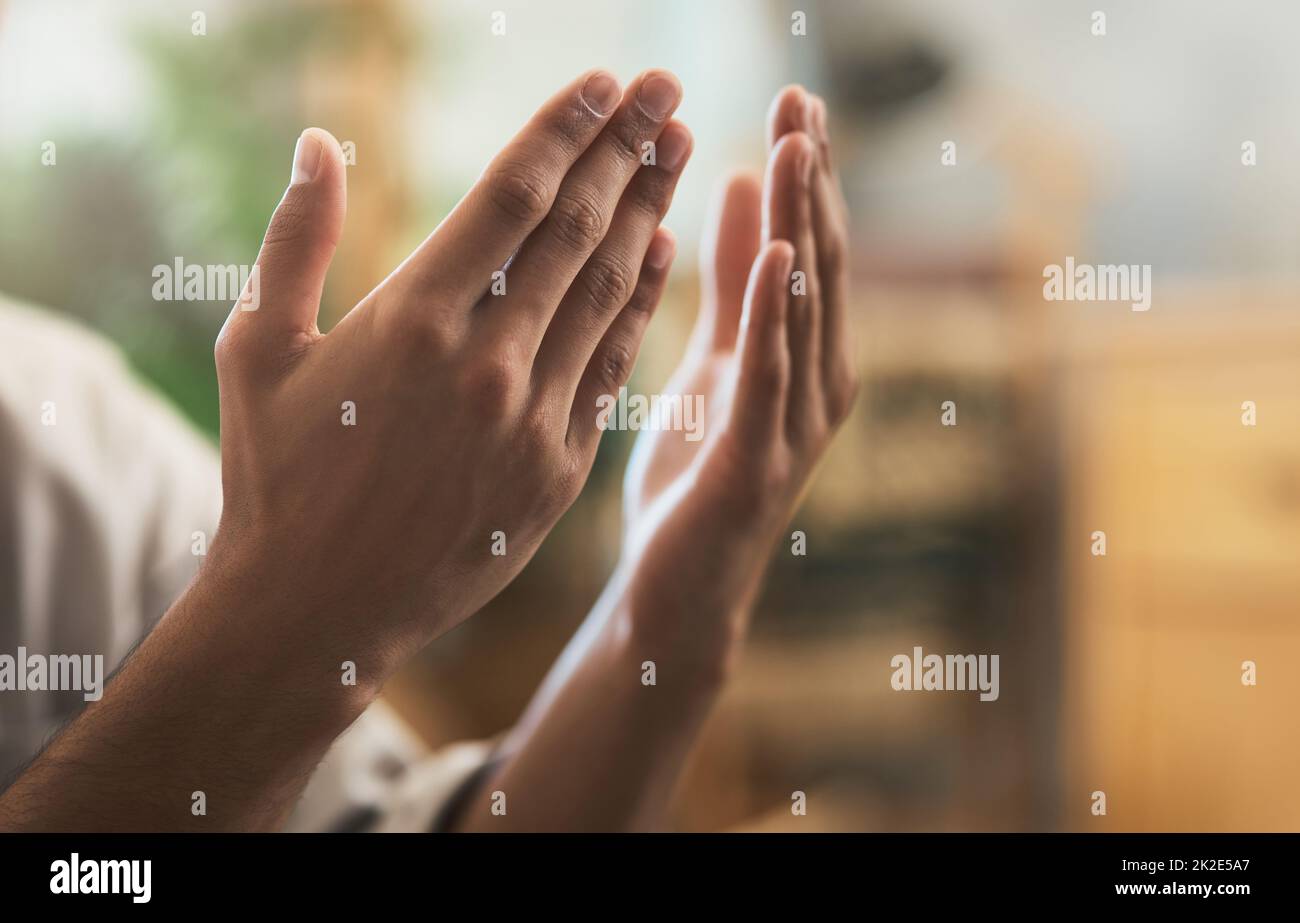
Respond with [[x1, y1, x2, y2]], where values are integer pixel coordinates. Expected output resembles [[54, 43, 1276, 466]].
[[1060, 289, 1300, 831]]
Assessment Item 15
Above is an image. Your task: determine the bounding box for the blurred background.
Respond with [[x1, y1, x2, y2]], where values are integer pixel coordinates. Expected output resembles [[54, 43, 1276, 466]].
[[2, 0, 1298, 831]]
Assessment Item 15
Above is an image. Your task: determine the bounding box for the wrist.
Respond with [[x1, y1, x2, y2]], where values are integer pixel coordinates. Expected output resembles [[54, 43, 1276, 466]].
[[185, 543, 384, 729], [8, 567, 377, 831], [612, 567, 745, 693]]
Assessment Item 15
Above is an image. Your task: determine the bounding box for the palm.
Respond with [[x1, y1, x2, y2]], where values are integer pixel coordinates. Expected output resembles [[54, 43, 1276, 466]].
[[622, 351, 727, 522], [621, 172, 761, 535], [608, 86, 858, 672]]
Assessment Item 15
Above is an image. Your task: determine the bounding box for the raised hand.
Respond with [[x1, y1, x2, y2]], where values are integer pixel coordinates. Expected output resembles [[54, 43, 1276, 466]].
[[211, 70, 692, 685], [619, 84, 856, 671], [0, 69, 694, 832], [448, 87, 857, 831]]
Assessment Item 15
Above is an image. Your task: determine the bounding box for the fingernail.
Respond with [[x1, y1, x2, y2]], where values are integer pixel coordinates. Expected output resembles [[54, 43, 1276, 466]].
[[291, 130, 323, 185], [637, 73, 681, 120], [581, 71, 621, 117], [645, 230, 676, 270], [656, 127, 690, 171]]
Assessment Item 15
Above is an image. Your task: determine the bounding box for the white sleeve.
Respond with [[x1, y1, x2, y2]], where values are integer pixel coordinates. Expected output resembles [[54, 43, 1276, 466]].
[[285, 701, 494, 832]]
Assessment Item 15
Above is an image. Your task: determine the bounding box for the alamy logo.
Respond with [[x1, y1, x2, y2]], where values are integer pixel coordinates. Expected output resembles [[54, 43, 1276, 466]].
[[890, 646, 1000, 702], [50, 854, 151, 903], [1043, 257, 1151, 312], [596, 387, 704, 442], [0, 646, 104, 701], [152, 257, 259, 310]]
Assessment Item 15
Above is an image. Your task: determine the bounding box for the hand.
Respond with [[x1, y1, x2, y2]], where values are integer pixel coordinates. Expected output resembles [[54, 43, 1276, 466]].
[[0, 72, 696, 833], [619, 85, 856, 673], [210, 69, 692, 690], [447, 88, 857, 831]]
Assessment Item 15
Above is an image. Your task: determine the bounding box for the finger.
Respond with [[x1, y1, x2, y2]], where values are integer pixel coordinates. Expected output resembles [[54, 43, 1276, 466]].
[[533, 120, 692, 401], [698, 169, 762, 352], [766, 84, 808, 150], [807, 95, 852, 397], [567, 228, 677, 456], [811, 94, 852, 226], [223, 128, 347, 350], [763, 131, 823, 441], [396, 70, 623, 307], [727, 241, 794, 448], [493, 69, 683, 340], [808, 94, 833, 171], [774, 85, 845, 222]]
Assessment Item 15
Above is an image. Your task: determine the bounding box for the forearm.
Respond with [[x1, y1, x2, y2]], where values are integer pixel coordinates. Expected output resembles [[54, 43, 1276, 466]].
[[0, 562, 375, 832], [454, 573, 736, 832]]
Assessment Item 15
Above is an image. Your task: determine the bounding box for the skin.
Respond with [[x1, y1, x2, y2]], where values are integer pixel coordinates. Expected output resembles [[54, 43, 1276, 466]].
[[0, 77, 853, 834], [0, 69, 695, 831], [455, 85, 858, 831]]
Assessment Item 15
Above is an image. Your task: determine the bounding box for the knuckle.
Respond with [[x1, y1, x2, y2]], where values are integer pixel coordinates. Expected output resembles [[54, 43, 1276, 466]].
[[753, 352, 790, 395], [459, 350, 519, 418], [736, 356, 789, 420], [400, 310, 453, 357], [379, 286, 453, 355], [597, 339, 636, 390], [519, 403, 559, 446], [546, 449, 585, 507], [485, 161, 553, 226], [580, 253, 636, 310], [604, 117, 646, 163], [628, 175, 671, 222], [623, 275, 659, 315], [550, 190, 607, 251], [550, 101, 596, 154], [821, 236, 847, 278]]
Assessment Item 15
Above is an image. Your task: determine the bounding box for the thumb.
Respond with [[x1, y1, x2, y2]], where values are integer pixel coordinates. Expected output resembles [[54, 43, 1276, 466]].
[[231, 128, 348, 345], [698, 170, 761, 352]]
